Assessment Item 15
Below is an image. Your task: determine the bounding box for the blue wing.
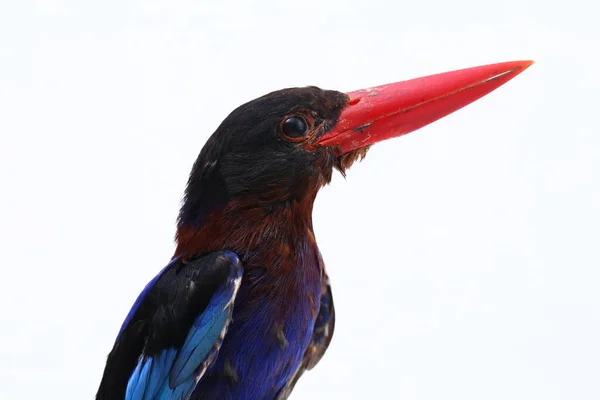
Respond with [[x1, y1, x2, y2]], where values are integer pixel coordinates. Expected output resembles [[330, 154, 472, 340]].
[[96, 251, 243, 400]]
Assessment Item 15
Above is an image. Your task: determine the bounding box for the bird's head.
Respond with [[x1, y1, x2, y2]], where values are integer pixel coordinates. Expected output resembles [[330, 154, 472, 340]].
[[177, 60, 532, 232], [184, 86, 358, 212]]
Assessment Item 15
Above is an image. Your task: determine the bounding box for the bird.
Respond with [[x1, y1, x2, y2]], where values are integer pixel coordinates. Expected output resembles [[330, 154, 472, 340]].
[[96, 60, 533, 400]]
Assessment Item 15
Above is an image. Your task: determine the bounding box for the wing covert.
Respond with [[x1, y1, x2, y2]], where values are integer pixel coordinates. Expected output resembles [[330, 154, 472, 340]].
[[96, 251, 243, 400]]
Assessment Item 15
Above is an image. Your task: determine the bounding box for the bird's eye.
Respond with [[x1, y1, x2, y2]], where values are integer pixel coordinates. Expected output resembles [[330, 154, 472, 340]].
[[281, 116, 309, 140]]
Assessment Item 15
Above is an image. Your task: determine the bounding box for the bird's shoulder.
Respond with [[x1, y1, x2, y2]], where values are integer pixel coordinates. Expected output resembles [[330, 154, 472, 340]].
[[96, 251, 243, 400]]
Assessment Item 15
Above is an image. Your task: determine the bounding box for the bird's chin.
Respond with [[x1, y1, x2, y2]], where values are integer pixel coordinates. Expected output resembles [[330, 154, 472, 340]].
[[309, 145, 370, 188], [334, 146, 371, 176]]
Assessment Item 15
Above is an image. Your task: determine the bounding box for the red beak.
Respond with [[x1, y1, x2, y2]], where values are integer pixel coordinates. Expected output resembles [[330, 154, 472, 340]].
[[316, 60, 533, 154]]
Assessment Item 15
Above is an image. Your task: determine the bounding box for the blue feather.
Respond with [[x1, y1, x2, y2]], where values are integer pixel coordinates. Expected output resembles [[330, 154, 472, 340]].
[[126, 294, 233, 400], [142, 349, 177, 400], [170, 287, 233, 387], [125, 357, 151, 400]]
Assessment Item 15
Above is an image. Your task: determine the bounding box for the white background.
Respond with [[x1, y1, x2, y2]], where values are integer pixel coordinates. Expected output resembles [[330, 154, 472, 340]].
[[1, 1, 599, 399]]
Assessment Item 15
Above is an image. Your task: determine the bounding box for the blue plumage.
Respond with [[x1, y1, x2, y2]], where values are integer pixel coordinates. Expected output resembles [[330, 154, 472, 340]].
[[123, 252, 242, 400], [97, 252, 243, 400], [169, 283, 235, 387]]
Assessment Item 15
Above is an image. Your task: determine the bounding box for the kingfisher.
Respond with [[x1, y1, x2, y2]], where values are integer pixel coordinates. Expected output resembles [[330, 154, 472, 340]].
[[96, 61, 533, 400]]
